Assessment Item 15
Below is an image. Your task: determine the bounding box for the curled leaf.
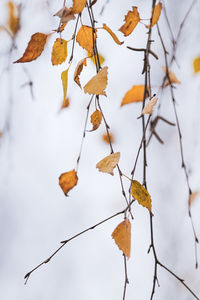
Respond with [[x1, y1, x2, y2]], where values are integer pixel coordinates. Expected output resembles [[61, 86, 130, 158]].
[[59, 169, 78, 196], [76, 25, 97, 55], [119, 7, 140, 37], [73, 58, 87, 88], [54, 6, 75, 24], [121, 85, 149, 106], [102, 23, 124, 45], [90, 110, 102, 131], [112, 218, 131, 258], [14, 33, 48, 63], [142, 96, 158, 115], [131, 180, 152, 213], [51, 38, 67, 66], [96, 152, 120, 176], [71, 0, 87, 14], [193, 57, 200, 74], [162, 67, 181, 86], [146, 2, 162, 28], [84, 66, 108, 96]]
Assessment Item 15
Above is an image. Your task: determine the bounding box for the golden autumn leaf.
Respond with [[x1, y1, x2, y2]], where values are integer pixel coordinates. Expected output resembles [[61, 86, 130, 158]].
[[112, 218, 131, 258], [61, 68, 69, 101], [162, 67, 181, 86], [73, 58, 87, 88], [189, 192, 199, 206], [59, 169, 78, 196], [96, 152, 120, 176], [84, 66, 108, 96], [142, 96, 158, 115], [71, 0, 87, 14], [51, 38, 67, 66], [193, 57, 200, 74], [102, 23, 124, 45], [102, 133, 114, 144], [146, 2, 162, 28], [60, 98, 70, 110], [54, 6, 76, 24], [76, 25, 97, 55], [119, 7, 140, 37], [89, 52, 105, 66], [14, 33, 48, 63], [131, 180, 152, 212], [90, 110, 102, 131], [121, 85, 149, 106], [7, 1, 20, 36]]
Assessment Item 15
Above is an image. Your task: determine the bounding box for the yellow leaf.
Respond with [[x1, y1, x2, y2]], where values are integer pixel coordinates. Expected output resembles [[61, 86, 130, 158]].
[[61, 68, 69, 101], [7, 1, 20, 36], [131, 180, 152, 212], [102, 23, 124, 45], [102, 133, 114, 144], [193, 57, 200, 74], [54, 6, 75, 24], [84, 66, 108, 96], [96, 152, 120, 176], [14, 33, 48, 63], [76, 25, 97, 55], [59, 169, 78, 196], [90, 110, 102, 131], [146, 2, 162, 28], [142, 96, 158, 115], [162, 67, 181, 86], [60, 97, 70, 110], [189, 192, 199, 206], [51, 38, 67, 66], [112, 218, 131, 258], [73, 57, 87, 88], [121, 85, 149, 106], [119, 7, 140, 37], [89, 52, 105, 66], [71, 0, 87, 14]]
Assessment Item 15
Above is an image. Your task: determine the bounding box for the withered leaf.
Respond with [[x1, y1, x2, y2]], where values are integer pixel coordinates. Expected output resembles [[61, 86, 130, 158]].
[[102, 133, 114, 144], [162, 67, 181, 86], [71, 0, 87, 14], [73, 58, 87, 88], [59, 169, 78, 196], [146, 2, 162, 28], [14, 32, 48, 63], [189, 192, 199, 206], [102, 23, 124, 45], [96, 152, 120, 176], [54, 6, 75, 24], [193, 57, 200, 74], [142, 96, 158, 115], [112, 218, 131, 258], [8, 1, 20, 36], [60, 97, 70, 110], [90, 110, 102, 131], [131, 180, 152, 213], [119, 7, 140, 37], [51, 38, 67, 66], [84, 66, 108, 96], [76, 25, 97, 55], [121, 85, 149, 106]]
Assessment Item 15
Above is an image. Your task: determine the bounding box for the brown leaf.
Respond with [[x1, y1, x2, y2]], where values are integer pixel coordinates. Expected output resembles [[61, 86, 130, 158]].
[[59, 169, 78, 196], [142, 96, 158, 115], [14, 33, 48, 63], [73, 58, 87, 88], [60, 98, 70, 110], [96, 152, 120, 176], [119, 7, 140, 37], [146, 2, 162, 28], [51, 38, 67, 66], [131, 180, 152, 213], [76, 25, 97, 55], [84, 66, 108, 96], [90, 110, 102, 131], [189, 192, 199, 206], [102, 23, 124, 45], [102, 133, 114, 144], [7, 1, 20, 36], [54, 6, 76, 24], [121, 85, 149, 106], [112, 218, 131, 258], [71, 0, 87, 14], [162, 67, 181, 86]]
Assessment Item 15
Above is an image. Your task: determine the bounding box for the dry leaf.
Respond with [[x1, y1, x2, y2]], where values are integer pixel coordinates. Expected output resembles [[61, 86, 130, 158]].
[[112, 218, 131, 258], [84, 66, 108, 96], [60, 98, 70, 110], [142, 96, 158, 115], [71, 0, 87, 14], [61, 68, 69, 101], [14, 33, 48, 63], [102, 133, 114, 144], [7, 1, 20, 36], [59, 169, 78, 196], [76, 25, 97, 55], [131, 180, 152, 212], [89, 52, 105, 66], [119, 7, 140, 37], [74, 58, 87, 88], [54, 6, 75, 24], [162, 67, 181, 86], [90, 110, 102, 131], [193, 57, 200, 74], [189, 192, 199, 206], [51, 38, 67, 66], [121, 85, 149, 106], [146, 2, 162, 28], [96, 152, 120, 176], [102, 23, 124, 45]]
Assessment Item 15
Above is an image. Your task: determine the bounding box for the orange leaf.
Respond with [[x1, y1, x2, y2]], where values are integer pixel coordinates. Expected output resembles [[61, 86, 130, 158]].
[[51, 38, 67, 66], [14, 33, 48, 63], [71, 0, 87, 14], [96, 152, 120, 176], [73, 57, 87, 88], [112, 218, 131, 258], [146, 2, 162, 28], [102, 23, 124, 45], [84, 66, 108, 96], [102, 133, 114, 144], [142, 96, 158, 115], [193, 57, 200, 74], [131, 180, 152, 213], [76, 25, 97, 55], [54, 6, 75, 24], [7, 1, 20, 36], [119, 7, 140, 37], [121, 85, 149, 106], [60, 98, 70, 110], [162, 67, 181, 86], [189, 192, 199, 206], [88, 52, 105, 66], [59, 169, 78, 196], [90, 109, 102, 131]]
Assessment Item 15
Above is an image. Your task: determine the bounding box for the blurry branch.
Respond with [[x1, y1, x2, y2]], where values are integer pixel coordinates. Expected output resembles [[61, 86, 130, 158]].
[[99, 0, 110, 15], [127, 46, 159, 60], [69, 14, 80, 63]]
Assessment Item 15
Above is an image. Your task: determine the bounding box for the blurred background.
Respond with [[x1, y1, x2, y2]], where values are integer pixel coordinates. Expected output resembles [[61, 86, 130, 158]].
[[0, 0, 200, 299]]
